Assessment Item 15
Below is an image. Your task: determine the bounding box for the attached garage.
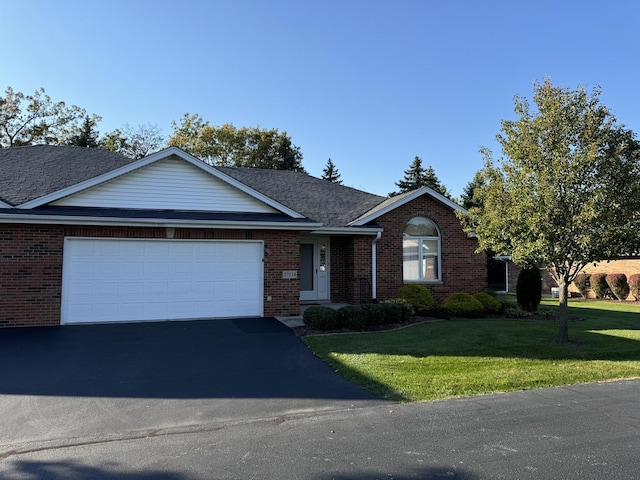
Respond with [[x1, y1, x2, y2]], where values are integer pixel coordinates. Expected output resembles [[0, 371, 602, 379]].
[[62, 238, 264, 324]]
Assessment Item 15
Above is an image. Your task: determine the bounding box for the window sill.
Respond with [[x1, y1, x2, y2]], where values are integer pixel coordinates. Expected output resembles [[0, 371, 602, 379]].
[[403, 280, 443, 285]]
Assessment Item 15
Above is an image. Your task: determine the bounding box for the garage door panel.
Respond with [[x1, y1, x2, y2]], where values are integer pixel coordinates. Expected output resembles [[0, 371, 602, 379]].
[[62, 239, 263, 324]]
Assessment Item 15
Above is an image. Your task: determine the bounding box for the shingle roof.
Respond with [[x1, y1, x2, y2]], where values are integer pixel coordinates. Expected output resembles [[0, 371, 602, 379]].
[[0, 145, 136, 206], [0, 146, 387, 227], [218, 167, 385, 226]]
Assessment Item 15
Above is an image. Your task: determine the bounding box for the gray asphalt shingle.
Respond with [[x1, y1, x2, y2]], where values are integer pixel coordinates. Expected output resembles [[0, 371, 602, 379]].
[[0, 145, 136, 206], [0, 145, 387, 226]]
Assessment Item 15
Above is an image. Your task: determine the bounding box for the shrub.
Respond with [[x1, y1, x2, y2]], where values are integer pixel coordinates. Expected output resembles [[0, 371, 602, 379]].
[[441, 293, 485, 318], [396, 284, 436, 315], [590, 273, 613, 300], [629, 274, 640, 301], [573, 273, 590, 298], [381, 299, 414, 321], [473, 292, 502, 313], [516, 266, 542, 312], [606, 273, 630, 301], [361, 303, 387, 326], [339, 305, 369, 330], [303, 306, 342, 330]]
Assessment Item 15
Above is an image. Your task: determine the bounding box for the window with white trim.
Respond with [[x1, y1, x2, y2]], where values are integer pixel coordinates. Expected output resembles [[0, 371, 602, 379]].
[[403, 217, 441, 282]]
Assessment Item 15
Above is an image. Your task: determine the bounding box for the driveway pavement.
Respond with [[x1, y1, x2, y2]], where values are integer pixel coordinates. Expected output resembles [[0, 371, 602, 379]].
[[0, 318, 385, 451]]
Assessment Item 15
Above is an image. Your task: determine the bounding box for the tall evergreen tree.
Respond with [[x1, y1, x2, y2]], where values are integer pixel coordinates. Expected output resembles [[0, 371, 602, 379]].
[[67, 115, 100, 147], [321, 158, 342, 184], [389, 156, 450, 197]]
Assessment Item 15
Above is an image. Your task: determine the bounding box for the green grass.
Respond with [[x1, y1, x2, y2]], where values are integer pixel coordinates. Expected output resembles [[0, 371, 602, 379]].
[[304, 297, 640, 402]]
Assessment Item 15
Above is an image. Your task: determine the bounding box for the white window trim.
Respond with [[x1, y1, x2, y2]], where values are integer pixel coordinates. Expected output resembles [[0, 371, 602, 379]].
[[402, 218, 442, 283]]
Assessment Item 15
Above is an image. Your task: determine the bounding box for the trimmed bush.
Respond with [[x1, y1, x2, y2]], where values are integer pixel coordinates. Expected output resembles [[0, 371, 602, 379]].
[[339, 305, 370, 330], [516, 266, 542, 312], [573, 273, 590, 298], [606, 273, 630, 301], [629, 274, 640, 301], [303, 306, 342, 330], [441, 293, 485, 318], [381, 299, 414, 321], [396, 284, 436, 315], [590, 273, 613, 300], [473, 292, 502, 313]]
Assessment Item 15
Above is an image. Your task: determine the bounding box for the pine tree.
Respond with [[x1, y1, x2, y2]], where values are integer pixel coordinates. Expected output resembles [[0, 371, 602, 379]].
[[67, 116, 99, 147], [321, 158, 342, 184], [390, 156, 450, 197]]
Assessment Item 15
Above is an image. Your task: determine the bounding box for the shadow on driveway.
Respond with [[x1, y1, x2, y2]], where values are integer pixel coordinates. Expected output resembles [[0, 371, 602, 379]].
[[0, 318, 380, 400]]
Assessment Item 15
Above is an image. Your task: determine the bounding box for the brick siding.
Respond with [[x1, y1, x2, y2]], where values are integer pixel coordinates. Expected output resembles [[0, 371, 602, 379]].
[[329, 195, 487, 304], [1, 224, 300, 327]]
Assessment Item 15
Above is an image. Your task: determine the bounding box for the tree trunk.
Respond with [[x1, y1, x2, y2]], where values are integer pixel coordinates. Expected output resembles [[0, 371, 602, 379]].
[[557, 277, 570, 343]]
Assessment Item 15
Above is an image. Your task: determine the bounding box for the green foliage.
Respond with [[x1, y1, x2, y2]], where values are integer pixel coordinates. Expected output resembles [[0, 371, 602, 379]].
[[381, 298, 414, 321], [458, 78, 640, 340], [66, 115, 99, 147], [516, 266, 542, 312], [0, 86, 91, 147], [396, 284, 437, 315], [628, 274, 640, 301], [303, 306, 342, 330], [99, 123, 165, 159], [389, 156, 450, 198], [168, 113, 305, 171], [441, 292, 485, 317], [321, 158, 342, 184], [606, 273, 630, 301], [573, 273, 591, 298], [590, 273, 613, 300], [339, 305, 369, 330], [473, 292, 502, 313]]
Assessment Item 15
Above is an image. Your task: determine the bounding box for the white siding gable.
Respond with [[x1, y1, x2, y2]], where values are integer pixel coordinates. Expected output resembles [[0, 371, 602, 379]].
[[52, 157, 278, 213]]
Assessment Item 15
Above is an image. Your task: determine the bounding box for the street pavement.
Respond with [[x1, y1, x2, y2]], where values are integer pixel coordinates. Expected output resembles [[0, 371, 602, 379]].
[[0, 319, 639, 479]]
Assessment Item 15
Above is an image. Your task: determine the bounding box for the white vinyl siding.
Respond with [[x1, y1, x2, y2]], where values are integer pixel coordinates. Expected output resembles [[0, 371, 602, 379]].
[[62, 238, 264, 324], [52, 157, 278, 213]]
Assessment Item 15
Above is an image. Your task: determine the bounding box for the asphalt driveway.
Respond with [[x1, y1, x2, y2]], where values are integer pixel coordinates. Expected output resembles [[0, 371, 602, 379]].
[[0, 317, 385, 450]]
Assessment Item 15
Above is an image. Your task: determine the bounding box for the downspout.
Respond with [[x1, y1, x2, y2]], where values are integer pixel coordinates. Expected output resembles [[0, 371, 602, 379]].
[[371, 232, 382, 300]]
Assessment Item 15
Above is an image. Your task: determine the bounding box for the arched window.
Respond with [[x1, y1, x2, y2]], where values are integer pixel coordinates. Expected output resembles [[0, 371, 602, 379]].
[[403, 217, 441, 282]]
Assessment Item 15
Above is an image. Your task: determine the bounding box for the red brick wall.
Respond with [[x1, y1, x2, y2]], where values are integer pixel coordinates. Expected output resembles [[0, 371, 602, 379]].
[[1, 224, 301, 327], [374, 195, 487, 302]]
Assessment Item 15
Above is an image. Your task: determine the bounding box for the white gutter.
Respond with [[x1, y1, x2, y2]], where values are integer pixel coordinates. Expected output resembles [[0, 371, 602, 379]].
[[371, 231, 382, 300], [0, 213, 322, 231], [311, 226, 383, 236]]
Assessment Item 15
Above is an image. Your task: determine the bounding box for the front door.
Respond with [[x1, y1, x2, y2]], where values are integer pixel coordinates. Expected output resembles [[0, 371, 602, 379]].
[[300, 238, 329, 301]]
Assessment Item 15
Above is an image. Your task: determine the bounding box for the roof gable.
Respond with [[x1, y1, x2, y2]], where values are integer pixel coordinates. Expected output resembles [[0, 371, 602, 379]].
[[51, 155, 280, 214], [350, 187, 466, 226], [12, 147, 304, 218]]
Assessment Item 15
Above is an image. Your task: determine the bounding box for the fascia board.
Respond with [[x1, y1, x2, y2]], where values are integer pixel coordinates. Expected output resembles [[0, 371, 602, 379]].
[[17, 146, 306, 219], [312, 226, 383, 235], [0, 199, 12, 208], [0, 212, 322, 230], [349, 187, 467, 226]]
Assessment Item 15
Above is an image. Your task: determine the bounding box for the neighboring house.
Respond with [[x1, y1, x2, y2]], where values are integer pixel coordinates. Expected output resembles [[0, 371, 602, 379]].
[[0, 145, 487, 327], [502, 257, 640, 298]]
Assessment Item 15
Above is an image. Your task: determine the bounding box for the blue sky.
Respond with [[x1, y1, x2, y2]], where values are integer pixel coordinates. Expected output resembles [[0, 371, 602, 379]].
[[3, 0, 639, 198]]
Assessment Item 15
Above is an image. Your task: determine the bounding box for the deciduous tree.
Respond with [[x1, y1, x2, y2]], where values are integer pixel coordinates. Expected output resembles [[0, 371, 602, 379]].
[[460, 78, 640, 342], [99, 123, 164, 159], [0, 87, 88, 147], [167, 113, 305, 171]]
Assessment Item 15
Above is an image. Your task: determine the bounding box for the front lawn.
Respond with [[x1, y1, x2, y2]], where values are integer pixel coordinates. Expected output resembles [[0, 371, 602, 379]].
[[304, 298, 640, 402]]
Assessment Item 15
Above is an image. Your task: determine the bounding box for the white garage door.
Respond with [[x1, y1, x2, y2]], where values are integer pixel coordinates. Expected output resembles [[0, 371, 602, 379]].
[[62, 238, 264, 324]]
